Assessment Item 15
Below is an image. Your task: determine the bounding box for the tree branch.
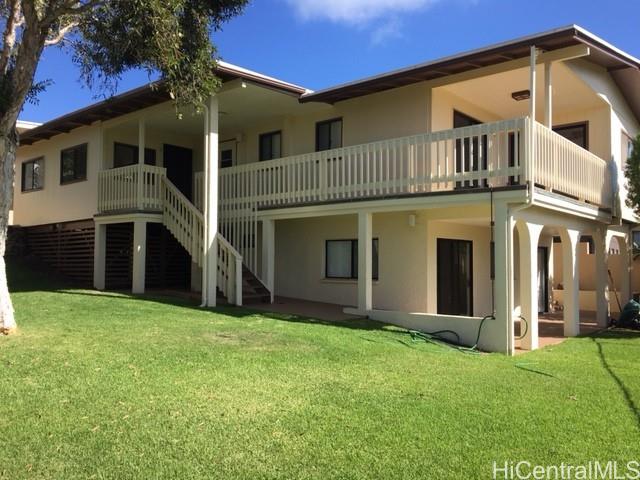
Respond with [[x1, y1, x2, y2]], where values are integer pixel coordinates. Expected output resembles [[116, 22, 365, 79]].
[[0, 0, 22, 75], [44, 20, 77, 46], [42, 0, 104, 25]]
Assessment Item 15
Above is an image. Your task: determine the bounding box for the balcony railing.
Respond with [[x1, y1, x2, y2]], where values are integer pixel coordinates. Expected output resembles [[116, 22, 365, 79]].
[[99, 118, 613, 217], [96, 118, 613, 281], [217, 117, 612, 210], [98, 164, 166, 213]]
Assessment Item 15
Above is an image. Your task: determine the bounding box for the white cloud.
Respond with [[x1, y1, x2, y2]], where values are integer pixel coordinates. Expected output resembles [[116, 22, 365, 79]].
[[370, 17, 403, 45], [285, 0, 439, 25]]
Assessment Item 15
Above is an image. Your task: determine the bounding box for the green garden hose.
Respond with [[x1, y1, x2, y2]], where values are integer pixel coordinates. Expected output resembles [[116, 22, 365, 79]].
[[514, 315, 528, 341], [408, 314, 495, 354]]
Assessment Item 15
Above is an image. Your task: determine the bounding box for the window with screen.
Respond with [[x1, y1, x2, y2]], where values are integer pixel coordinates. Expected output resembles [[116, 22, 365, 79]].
[[316, 118, 342, 152], [553, 123, 588, 150], [113, 142, 156, 168], [325, 239, 378, 280], [60, 144, 88, 184], [259, 131, 282, 161], [21, 157, 44, 192]]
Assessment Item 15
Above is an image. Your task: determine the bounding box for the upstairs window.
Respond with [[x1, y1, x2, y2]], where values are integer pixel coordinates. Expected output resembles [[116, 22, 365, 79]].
[[21, 157, 44, 192], [221, 149, 233, 168], [316, 118, 342, 152], [113, 142, 156, 168], [60, 143, 88, 184], [553, 122, 588, 150], [259, 131, 282, 161], [325, 239, 379, 280]]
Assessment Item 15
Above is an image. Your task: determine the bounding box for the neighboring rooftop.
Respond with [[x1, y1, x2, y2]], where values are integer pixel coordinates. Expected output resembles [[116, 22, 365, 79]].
[[16, 120, 41, 133], [19, 25, 640, 147]]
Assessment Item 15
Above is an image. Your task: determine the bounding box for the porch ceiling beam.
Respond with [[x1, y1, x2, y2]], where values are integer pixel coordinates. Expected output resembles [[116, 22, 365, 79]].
[[428, 44, 590, 88]]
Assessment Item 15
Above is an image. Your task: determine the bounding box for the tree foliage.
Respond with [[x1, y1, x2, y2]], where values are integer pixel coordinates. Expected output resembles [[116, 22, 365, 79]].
[[0, 0, 248, 332], [624, 135, 640, 217]]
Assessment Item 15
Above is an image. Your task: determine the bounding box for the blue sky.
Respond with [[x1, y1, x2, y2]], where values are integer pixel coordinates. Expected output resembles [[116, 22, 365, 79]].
[[21, 0, 640, 123]]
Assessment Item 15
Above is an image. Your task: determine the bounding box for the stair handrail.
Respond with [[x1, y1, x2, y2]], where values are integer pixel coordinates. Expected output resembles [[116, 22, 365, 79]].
[[161, 176, 204, 268], [216, 232, 243, 306]]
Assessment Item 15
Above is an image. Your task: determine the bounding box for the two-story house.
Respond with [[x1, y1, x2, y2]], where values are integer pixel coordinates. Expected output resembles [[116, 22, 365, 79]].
[[11, 25, 640, 354]]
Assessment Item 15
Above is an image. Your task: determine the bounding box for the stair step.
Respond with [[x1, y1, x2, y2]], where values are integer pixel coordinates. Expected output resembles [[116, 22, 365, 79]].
[[243, 294, 271, 304]]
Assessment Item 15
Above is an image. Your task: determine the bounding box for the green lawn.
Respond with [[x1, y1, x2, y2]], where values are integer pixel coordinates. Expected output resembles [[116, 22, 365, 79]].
[[1, 260, 639, 479]]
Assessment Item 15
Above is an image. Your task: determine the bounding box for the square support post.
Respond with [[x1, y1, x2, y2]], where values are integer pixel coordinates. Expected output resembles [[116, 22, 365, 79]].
[[132, 220, 147, 294], [261, 219, 275, 303], [594, 229, 610, 327], [93, 222, 106, 290], [494, 202, 514, 355], [358, 212, 372, 313], [137, 118, 145, 209], [544, 61, 553, 128], [529, 46, 537, 122], [204, 95, 219, 307]]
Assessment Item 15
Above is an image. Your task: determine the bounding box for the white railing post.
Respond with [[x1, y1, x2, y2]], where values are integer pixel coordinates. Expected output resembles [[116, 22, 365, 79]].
[[319, 157, 328, 200], [235, 255, 243, 306], [137, 119, 145, 210]]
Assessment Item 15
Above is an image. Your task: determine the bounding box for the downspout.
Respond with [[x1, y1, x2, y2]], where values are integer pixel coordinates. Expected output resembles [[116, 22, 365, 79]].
[[200, 103, 210, 307]]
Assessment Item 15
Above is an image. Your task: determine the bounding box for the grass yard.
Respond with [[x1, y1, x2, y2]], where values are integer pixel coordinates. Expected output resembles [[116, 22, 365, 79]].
[[1, 259, 639, 479]]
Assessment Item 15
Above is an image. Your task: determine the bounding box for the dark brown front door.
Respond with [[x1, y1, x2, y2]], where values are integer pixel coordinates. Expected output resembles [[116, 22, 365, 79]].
[[437, 238, 473, 316], [163, 144, 193, 201]]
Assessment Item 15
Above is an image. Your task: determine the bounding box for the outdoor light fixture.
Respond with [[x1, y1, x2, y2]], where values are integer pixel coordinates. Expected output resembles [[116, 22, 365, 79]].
[[511, 89, 531, 101]]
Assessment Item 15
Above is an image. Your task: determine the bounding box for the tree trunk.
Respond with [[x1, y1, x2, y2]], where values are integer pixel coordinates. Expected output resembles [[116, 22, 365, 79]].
[[0, 129, 16, 333]]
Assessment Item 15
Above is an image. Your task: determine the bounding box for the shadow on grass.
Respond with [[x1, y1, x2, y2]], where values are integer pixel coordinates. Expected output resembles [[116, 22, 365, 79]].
[[7, 257, 392, 333], [590, 330, 640, 430]]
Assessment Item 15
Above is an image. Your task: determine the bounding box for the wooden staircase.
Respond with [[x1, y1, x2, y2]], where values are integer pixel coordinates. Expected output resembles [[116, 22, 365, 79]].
[[159, 176, 270, 306], [242, 266, 271, 304]]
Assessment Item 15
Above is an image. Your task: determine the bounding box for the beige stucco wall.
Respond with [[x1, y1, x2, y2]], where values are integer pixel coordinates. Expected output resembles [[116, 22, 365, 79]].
[[274, 210, 494, 315], [13, 124, 102, 226], [566, 59, 640, 222], [275, 212, 430, 311], [220, 82, 430, 166]]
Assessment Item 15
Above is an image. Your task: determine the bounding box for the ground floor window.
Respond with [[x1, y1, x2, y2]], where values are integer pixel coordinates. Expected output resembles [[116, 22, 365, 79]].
[[325, 239, 379, 280]]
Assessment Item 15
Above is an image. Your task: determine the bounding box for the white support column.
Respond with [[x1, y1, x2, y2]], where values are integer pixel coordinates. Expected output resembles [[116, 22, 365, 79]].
[[204, 95, 219, 307], [261, 219, 275, 303], [516, 221, 543, 351], [594, 228, 610, 327], [618, 233, 631, 304], [132, 220, 147, 294], [425, 86, 432, 134], [560, 228, 581, 337], [494, 202, 514, 355], [137, 118, 145, 209], [93, 222, 106, 291], [529, 46, 537, 122], [358, 212, 372, 313], [544, 61, 552, 128]]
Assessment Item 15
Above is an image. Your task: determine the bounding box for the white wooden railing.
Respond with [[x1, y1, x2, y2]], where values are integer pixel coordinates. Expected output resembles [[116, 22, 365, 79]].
[[533, 122, 612, 206], [217, 234, 243, 306], [218, 117, 530, 273], [194, 171, 204, 212], [162, 177, 204, 267], [98, 164, 166, 212], [97, 118, 613, 302]]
